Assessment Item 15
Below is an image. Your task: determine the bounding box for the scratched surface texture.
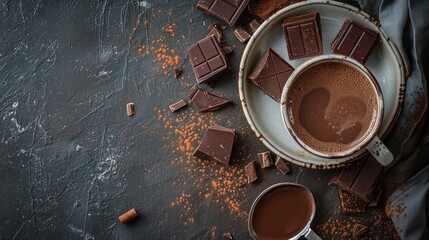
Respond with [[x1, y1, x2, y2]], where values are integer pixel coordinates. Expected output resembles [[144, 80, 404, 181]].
[[0, 0, 399, 239]]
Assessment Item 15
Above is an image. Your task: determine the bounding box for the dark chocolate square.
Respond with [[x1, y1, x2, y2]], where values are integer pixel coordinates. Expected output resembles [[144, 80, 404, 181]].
[[187, 35, 229, 84], [282, 12, 323, 60], [197, 0, 250, 26], [332, 20, 378, 63], [193, 126, 236, 165]]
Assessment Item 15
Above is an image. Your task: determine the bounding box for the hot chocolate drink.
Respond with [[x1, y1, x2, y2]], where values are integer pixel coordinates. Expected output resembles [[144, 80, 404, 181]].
[[252, 185, 313, 240], [285, 62, 379, 154]]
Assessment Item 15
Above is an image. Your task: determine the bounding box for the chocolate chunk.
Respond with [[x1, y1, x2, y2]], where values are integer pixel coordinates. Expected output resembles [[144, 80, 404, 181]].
[[234, 26, 251, 43], [197, 0, 251, 26], [173, 67, 183, 79], [207, 23, 226, 45], [329, 156, 383, 203], [282, 12, 323, 60], [258, 151, 273, 168], [332, 20, 379, 63], [193, 126, 236, 165], [245, 161, 258, 183], [126, 103, 135, 116], [338, 189, 366, 214], [169, 99, 187, 112], [222, 45, 234, 55], [248, 48, 294, 102], [222, 232, 233, 239], [119, 208, 139, 223], [274, 156, 290, 174], [352, 223, 368, 238], [187, 35, 229, 84], [189, 85, 232, 112], [248, 19, 261, 33]]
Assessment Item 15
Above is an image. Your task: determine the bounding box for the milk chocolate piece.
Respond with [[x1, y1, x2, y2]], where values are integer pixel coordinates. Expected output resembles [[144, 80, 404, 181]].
[[332, 20, 378, 63], [169, 99, 187, 112], [258, 151, 273, 168], [352, 223, 368, 238], [274, 156, 290, 174], [248, 19, 261, 33], [126, 103, 135, 116], [119, 208, 139, 223], [193, 126, 236, 165], [329, 156, 384, 203], [197, 0, 251, 26], [189, 86, 232, 112], [282, 12, 323, 60], [187, 35, 229, 84], [173, 67, 183, 79], [248, 48, 294, 102], [222, 232, 233, 239], [234, 26, 251, 43], [245, 161, 258, 183], [338, 189, 366, 214]]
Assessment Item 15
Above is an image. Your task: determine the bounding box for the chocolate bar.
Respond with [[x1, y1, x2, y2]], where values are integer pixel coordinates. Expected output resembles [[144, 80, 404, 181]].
[[338, 189, 366, 214], [234, 26, 251, 43], [248, 19, 261, 33], [248, 48, 294, 102], [274, 156, 290, 174], [258, 151, 273, 168], [193, 126, 236, 165], [245, 161, 258, 183], [189, 86, 232, 112], [169, 99, 187, 112], [329, 156, 384, 203], [187, 35, 229, 84], [282, 12, 323, 60], [197, 0, 250, 26], [332, 20, 378, 63]]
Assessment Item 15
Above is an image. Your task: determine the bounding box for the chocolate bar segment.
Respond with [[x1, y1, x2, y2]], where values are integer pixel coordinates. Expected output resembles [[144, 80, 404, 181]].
[[329, 156, 384, 203], [274, 156, 290, 174], [332, 20, 378, 63], [193, 126, 236, 165], [169, 99, 187, 112], [282, 12, 323, 60], [352, 223, 368, 238], [248, 19, 261, 33], [189, 86, 232, 112], [258, 151, 273, 168], [234, 26, 251, 43], [245, 161, 258, 183], [197, 0, 250, 26], [338, 189, 366, 214], [248, 48, 294, 102], [187, 35, 229, 84]]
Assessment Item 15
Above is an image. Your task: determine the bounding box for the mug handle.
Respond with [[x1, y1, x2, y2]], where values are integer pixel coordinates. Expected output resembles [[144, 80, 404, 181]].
[[305, 228, 322, 240], [365, 136, 394, 166]]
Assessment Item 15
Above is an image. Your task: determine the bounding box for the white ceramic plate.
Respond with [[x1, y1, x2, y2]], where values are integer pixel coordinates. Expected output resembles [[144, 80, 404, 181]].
[[238, 0, 406, 169]]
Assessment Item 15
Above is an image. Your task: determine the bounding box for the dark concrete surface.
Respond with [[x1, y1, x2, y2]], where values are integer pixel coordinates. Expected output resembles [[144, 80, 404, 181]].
[[0, 0, 399, 239]]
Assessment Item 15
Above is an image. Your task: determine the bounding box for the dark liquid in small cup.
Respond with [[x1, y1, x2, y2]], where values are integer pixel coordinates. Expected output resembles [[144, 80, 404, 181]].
[[252, 185, 313, 240], [286, 62, 379, 154]]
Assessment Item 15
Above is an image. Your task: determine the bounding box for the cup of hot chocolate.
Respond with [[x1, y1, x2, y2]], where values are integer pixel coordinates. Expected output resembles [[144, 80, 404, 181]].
[[248, 183, 321, 240], [280, 54, 393, 166]]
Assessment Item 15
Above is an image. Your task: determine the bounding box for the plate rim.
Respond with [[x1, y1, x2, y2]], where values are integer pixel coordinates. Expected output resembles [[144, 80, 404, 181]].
[[238, 0, 407, 169]]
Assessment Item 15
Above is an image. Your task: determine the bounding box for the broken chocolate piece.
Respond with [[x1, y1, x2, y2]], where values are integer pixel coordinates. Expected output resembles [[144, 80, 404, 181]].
[[245, 161, 258, 183], [248, 48, 294, 102], [207, 23, 226, 45], [332, 20, 378, 63], [248, 19, 261, 33], [222, 45, 234, 55], [234, 26, 251, 43], [258, 151, 273, 168], [197, 0, 251, 26], [282, 12, 323, 60], [173, 67, 183, 79], [222, 232, 233, 239], [126, 103, 135, 116], [352, 223, 368, 238], [329, 156, 384, 203], [193, 126, 236, 165], [169, 99, 187, 112], [187, 35, 229, 84], [338, 189, 366, 214], [119, 208, 139, 223], [189, 86, 232, 112], [274, 156, 290, 174]]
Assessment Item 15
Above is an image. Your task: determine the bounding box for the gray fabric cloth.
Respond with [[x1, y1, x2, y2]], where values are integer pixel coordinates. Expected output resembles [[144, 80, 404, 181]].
[[357, 0, 429, 239]]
